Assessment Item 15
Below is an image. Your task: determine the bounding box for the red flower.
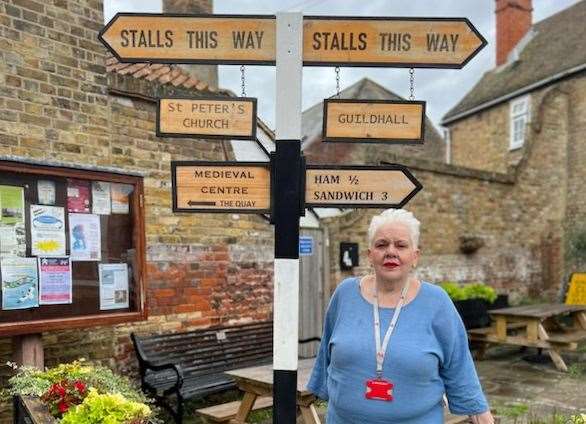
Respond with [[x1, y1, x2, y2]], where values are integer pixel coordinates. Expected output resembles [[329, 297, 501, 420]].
[[58, 401, 69, 414], [74, 381, 86, 394], [55, 383, 66, 397]]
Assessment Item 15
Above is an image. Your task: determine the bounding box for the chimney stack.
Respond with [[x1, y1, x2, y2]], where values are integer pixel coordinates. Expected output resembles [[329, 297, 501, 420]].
[[495, 0, 532, 66], [162, 0, 218, 89]]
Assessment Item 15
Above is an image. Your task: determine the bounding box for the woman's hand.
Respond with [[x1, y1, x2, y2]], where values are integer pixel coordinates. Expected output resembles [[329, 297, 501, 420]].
[[469, 410, 495, 424]]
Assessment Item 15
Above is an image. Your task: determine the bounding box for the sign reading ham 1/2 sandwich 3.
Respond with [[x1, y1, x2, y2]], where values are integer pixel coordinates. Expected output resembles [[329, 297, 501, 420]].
[[157, 97, 257, 140], [99, 14, 486, 68], [305, 165, 422, 209], [171, 162, 271, 213]]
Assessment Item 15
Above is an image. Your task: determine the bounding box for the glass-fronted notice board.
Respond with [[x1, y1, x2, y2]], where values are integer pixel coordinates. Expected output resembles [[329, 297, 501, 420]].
[[0, 161, 146, 336]]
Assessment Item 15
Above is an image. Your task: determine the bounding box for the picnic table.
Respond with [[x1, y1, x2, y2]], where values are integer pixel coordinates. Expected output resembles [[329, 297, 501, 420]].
[[201, 358, 475, 423], [222, 358, 319, 424], [468, 303, 586, 371]]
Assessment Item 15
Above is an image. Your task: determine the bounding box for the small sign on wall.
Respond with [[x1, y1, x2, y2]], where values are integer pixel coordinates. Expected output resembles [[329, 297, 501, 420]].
[[566, 273, 586, 305], [299, 236, 314, 256], [340, 242, 359, 270]]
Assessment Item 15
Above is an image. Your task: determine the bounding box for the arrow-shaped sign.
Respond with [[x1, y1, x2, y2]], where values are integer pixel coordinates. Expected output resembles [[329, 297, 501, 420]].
[[99, 14, 486, 68], [305, 164, 422, 208], [172, 161, 271, 213]]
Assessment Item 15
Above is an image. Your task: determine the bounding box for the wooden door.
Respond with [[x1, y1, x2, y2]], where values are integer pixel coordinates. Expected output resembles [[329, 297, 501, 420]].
[[298, 228, 328, 358]]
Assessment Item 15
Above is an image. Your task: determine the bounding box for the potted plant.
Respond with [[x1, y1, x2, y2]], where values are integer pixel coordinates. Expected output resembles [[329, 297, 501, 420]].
[[1, 359, 157, 424], [439, 282, 501, 329]]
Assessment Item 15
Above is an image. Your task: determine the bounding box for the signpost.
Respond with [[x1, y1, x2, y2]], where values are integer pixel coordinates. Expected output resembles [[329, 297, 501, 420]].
[[305, 165, 422, 208], [323, 99, 425, 143], [100, 9, 486, 424], [157, 97, 257, 139], [100, 14, 486, 68], [171, 162, 270, 213]]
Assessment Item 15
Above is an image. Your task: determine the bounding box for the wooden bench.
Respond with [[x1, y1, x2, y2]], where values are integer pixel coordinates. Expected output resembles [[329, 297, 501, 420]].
[[131, 321, 273, 424], [196, 396, 273, 423]]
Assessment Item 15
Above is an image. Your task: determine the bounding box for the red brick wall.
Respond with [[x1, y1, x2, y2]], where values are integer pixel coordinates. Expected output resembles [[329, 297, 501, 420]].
[[495, 0, 533, 65]]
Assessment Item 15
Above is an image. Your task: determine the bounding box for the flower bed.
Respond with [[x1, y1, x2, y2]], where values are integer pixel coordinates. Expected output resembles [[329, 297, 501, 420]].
[[2, 359, 157, 424]]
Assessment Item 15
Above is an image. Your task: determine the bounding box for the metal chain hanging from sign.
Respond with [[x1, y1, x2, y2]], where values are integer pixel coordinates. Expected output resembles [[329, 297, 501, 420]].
[[409, 68, 415, 101], [240, 65, 246, 97], [335, 66, 341, 98]]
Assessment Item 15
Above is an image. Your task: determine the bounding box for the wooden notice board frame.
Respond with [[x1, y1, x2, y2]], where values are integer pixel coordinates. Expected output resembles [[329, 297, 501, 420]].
[[0, 160, 147, 336], [322, 99, 426, 144]]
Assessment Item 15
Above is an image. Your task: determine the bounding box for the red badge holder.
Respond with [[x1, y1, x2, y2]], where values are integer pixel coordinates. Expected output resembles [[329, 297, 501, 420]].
[[365, 378, 394, 401]]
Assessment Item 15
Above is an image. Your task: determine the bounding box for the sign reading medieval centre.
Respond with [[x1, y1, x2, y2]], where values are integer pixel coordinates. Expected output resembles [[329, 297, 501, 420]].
[[172, 162, 270, 213]]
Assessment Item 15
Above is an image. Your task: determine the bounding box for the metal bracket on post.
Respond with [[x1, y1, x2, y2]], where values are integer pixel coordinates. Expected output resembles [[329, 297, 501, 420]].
[[299, 155, 306, 217]]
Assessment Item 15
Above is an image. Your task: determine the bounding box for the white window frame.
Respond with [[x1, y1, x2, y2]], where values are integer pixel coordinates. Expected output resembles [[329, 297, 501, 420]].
[[509, 95, 531, 150]]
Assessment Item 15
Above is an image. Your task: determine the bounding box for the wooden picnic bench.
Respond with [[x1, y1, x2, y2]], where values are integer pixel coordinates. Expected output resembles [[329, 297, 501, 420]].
[[468, 303, 586, 371], [131, 321, 274, 424]]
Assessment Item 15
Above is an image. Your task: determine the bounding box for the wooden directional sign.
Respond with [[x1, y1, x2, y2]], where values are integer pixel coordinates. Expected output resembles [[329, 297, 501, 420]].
[[303, 17, 487, 68], [305, 164, 422, 208], [99, 14, 276, 65], [157, 97, 257, 140], [99, 14, 486, 68], [323, 99, 425, 143], [172, 161, 270, 213]]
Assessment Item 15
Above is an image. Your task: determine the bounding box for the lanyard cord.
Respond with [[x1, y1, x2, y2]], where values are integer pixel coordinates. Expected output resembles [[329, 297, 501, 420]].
[[373, 279, 411, 377]]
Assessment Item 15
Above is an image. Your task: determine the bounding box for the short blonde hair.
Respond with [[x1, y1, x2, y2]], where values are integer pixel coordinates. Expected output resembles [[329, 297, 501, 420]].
[[368, 209, 420, 248]]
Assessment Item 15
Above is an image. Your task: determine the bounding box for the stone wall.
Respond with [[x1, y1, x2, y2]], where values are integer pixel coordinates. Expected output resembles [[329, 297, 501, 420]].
[[323, 80, 574, 302]]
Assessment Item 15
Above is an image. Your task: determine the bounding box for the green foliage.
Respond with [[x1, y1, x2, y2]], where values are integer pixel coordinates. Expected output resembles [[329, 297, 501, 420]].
[[461, 283, 497, 303], [493, 402, 529, 419], [567, 362, 586, 379], [438, 282, 466, 301], [60, 389, 151, 424], [438, 281, 497, 303], [2, 358, 159, 423]]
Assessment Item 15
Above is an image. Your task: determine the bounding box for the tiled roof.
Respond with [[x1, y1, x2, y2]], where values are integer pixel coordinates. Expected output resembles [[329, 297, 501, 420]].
[[442, 0, 586, 124], [105, 55, 231, 95]]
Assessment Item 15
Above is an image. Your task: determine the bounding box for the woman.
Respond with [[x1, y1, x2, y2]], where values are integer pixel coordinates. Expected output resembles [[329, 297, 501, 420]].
[[307, 209, 494, 423]]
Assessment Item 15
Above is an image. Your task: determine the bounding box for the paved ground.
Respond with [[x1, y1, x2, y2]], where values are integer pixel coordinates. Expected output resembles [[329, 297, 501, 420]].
[[183, 344, 586, 423]]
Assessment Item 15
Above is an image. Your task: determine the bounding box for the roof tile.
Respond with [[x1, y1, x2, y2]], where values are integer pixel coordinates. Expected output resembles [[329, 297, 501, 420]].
[[443, 1, 586, 123], [105, 54, 229, 96]]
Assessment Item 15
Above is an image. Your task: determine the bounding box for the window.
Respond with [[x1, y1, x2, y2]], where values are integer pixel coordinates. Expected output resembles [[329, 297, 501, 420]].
[[509, 96, 531, 150], [0, 160, 146, 336], [444, 128, 451, 164]]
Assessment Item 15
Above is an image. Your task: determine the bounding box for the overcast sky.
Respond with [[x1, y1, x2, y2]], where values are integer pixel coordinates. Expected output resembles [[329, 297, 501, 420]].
[[104, 0, 580, 131]]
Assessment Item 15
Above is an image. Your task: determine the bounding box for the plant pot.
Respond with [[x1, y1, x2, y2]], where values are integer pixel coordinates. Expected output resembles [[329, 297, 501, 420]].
[[454, 299, 491, 329], [13, 395, 57, 424], [488, 294, 509, 310]]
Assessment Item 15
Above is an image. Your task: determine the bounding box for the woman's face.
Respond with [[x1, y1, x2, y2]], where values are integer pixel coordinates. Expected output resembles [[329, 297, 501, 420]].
[[367, 221, 420, 284]]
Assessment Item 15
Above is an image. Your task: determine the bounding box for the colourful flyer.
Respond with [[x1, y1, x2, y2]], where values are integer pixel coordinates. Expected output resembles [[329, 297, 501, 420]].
[[38, 257, 72, 305], [69, 213, 101, 261], [99, 263, 129, 310], [111, 183, 133, 214], [0, 185, 25, 225], [67, 179, 90, 213], [1, 257, 39, 310], [30, 205, 66, 256]]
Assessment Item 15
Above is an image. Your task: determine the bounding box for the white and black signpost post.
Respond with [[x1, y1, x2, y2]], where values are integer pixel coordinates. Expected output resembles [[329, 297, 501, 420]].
[[272, 13, 303, 423], [99, 10, 486, 424]]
